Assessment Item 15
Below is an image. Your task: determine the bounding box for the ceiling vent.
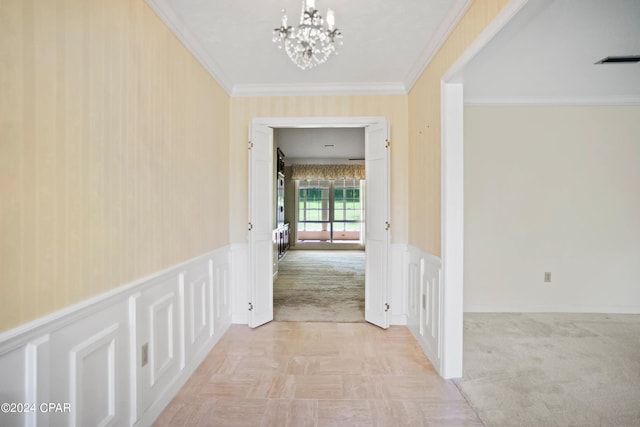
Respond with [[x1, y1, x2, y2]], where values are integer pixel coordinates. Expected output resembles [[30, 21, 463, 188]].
[[323, 144, 335, 148], [595, 55, 640, 64]]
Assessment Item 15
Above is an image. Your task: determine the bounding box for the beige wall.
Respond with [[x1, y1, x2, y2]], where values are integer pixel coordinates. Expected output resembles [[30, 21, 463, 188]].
[[408, 0, 510, 256], [464, 106, 640, 311], [0, 0, 230, 331], [230, 96, 409, 245]]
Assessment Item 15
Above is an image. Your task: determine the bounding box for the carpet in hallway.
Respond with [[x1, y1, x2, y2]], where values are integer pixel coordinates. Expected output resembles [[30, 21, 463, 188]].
[[274, 250, 365, 322]]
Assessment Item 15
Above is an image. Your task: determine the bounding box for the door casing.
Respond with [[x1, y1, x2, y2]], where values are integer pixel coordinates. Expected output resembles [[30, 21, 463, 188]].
[[247, 116, 390, 328]]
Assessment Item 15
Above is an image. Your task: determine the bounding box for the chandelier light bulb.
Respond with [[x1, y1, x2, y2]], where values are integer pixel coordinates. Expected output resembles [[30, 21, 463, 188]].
[[272, 0, 343, 70], [326, 9, 335, 30]]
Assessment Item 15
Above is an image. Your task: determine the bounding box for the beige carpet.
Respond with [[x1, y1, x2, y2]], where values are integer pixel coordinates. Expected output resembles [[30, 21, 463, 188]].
[[274, 250, 365, 322], [459, 313, 640, 427]]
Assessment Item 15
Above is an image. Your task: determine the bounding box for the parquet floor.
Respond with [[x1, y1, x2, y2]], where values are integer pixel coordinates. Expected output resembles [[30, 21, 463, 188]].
[[153, 322, 482, 426]]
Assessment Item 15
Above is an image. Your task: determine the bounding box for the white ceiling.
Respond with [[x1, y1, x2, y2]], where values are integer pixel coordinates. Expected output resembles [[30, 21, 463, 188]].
[[148, 0, 467, 95], [461, 0, 640, 104], [275, 128, 364, 164], [147, 0, 640, 103]]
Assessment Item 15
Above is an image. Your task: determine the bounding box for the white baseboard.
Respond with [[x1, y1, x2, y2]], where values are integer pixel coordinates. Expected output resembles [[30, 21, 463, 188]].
[[0, 247, 232, 427], [464, 305, 640, 314]]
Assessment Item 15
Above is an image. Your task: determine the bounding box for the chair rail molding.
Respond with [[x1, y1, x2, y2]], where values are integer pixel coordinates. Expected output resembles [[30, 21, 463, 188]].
[[0, 247, 232, 427]]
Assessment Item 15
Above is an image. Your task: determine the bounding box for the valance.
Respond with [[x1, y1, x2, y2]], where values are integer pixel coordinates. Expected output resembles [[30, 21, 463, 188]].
[[291, 164, 365, 180]]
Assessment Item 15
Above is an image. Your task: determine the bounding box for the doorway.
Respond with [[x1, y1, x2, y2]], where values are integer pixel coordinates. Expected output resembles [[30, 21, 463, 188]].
[[247, 117, 391, 329], [273, 127, 366, 322]]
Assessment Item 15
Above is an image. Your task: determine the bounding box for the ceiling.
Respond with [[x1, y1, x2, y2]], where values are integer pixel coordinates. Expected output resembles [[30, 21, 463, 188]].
[[276, 128, 364, 163], [147, 0, 640, 103], [148, 0, 467, 95], [459, 0, 640, 104]]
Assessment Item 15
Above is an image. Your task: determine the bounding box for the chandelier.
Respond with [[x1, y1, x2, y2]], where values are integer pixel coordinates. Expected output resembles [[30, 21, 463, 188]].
[[272, 0, 343, 70]]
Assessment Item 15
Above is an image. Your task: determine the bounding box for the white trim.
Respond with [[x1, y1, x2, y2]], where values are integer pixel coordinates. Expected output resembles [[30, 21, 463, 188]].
[[405, 0, 473, 91], [232, 82, 407, 97], [144, 0, 233, 95], [252, 116, 388, 128], [246, 116, 392, 329], [464, 96, 640, 106], [440, 82, 464, 379], [230, 243, 249, 324], [405, 245, 443, 373], [0, 249, 226, 354], [465, 305, 640, 314], [443, 0, 529, 82], [128, 293, 140, 426], [438, 0, 529, 380], [0, 247, 232, 427]]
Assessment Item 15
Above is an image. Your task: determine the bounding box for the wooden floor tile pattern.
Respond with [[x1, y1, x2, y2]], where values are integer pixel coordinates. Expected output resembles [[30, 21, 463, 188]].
[[153, 322, 482, 426]]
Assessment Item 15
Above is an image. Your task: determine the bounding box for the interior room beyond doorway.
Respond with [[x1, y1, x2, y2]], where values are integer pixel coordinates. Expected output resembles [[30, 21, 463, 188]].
[[275, 127, 366, 251], [272, 128, 366, 322]]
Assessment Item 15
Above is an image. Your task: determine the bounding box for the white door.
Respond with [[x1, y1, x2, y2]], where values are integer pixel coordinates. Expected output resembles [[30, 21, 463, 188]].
[[364, 121, 391, 328], [248, 124, 274, 328]]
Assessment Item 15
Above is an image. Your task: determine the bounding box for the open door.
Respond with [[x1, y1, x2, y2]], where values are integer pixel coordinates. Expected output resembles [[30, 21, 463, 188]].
[[364, 121, 391, 328], [248, 123, 274, 328]]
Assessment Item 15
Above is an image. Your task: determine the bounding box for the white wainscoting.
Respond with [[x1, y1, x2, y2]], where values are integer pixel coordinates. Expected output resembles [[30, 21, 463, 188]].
[[406, 245, 443, 375], [0, 247, 232, 427]]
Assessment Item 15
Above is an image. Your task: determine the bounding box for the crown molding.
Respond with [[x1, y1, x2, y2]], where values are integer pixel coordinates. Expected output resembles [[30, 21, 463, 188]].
[[404, 0, 473, 92], [231, 82, 407, 97], [144, 0, 233, 95], [464, 96, 640, 106]]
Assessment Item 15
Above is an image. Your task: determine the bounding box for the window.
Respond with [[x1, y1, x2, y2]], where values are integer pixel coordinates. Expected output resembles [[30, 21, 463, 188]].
[[333, 179, 361, 233], [298, 180, 330, 232], [297, 178, 363, 243]]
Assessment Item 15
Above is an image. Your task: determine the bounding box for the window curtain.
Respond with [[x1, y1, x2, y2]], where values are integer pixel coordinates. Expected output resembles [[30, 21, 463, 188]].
[[291, 164, 365, 180]]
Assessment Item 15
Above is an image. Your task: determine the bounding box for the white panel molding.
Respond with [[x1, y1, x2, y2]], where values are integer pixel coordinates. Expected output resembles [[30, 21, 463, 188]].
[[464, 96, 640, 106], [465, 304, 640, 314], [149, 293, 175, 386], [390, 244, 409, 326], [0, 251, 223, 354], [232, 82, 407, 97], [144, 0, 233, 95], [0, 247, 232, 427], [25, 335, 50, 427], [188, 278, 207, 345], [231, 243, 249, 324], [406, 245, 443, 376], [69, 323, 119, 427], [128, 293, 140, 426], [178, 273, 186, 371]]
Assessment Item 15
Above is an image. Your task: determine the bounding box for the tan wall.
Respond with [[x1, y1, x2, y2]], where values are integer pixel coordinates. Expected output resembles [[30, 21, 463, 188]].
[[230, 96, 409, 245], [465, 106, 640, 311], [0, 0, 230, 331], [408, 0, 510, 255]]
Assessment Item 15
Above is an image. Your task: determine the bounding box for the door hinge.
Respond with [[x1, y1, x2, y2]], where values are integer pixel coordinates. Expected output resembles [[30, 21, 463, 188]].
[[385, 221, 391, 230], [385, 139, 390, 148], [384, 303, 390, 312], [248, 302, 254, 311], [248, 222, 253, 231], [248, 141, 253, 150]]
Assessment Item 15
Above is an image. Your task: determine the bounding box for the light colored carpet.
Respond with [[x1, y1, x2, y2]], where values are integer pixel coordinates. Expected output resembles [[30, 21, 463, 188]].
[[274, 250, 365, 322], [459, 313, 640, 427]]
